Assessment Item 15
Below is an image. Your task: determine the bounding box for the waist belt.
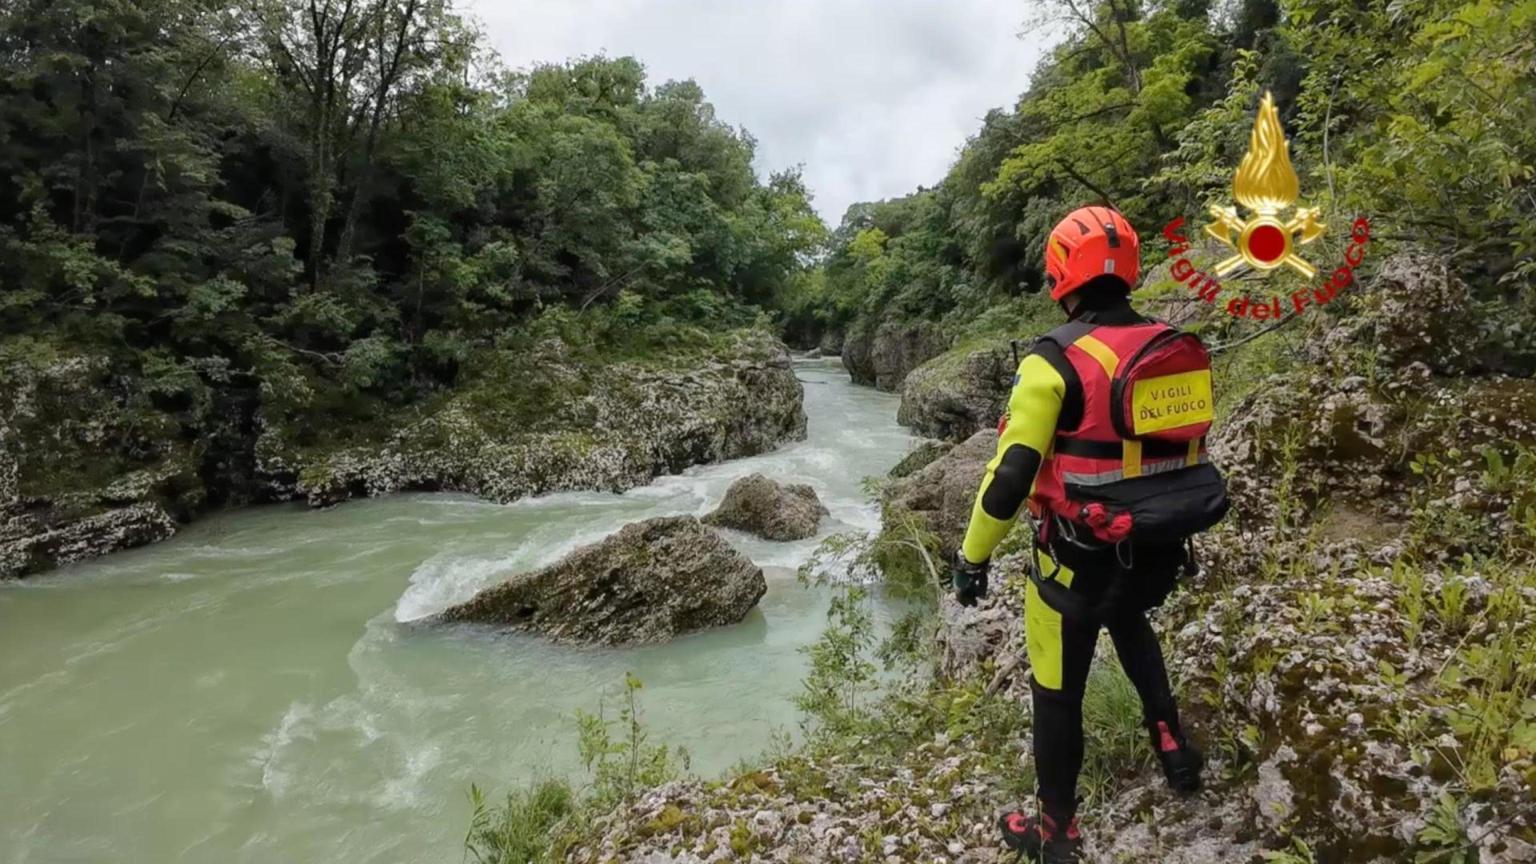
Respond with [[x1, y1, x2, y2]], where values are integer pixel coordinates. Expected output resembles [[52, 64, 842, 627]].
[[1052, 437, 1196, 460]]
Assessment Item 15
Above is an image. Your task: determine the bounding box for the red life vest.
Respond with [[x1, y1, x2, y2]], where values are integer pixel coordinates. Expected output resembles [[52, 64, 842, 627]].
[[1027, 320, 1225, 544]]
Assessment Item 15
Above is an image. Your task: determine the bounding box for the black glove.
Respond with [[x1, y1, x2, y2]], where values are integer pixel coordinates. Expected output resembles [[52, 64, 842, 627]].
[[951, 554, 990, 607]]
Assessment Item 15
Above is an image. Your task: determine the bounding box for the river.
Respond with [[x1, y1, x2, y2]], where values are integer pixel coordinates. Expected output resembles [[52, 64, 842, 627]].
[[0, 358, 916, 864]]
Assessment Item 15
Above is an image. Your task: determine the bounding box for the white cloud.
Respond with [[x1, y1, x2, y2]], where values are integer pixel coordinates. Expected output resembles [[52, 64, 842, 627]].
[[462, 0, 1047, 224]]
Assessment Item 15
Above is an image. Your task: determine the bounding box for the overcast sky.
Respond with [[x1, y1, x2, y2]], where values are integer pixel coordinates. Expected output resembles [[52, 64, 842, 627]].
[[463, 0, 1047, 226]]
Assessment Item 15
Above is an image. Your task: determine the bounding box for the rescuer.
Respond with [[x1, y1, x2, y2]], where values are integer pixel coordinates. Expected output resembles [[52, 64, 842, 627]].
[[950, 206, 1230, 863]]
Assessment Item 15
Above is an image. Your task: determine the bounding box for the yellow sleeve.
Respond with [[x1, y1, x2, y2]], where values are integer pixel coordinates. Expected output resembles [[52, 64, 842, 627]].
[[960, 352, 1065, 564]]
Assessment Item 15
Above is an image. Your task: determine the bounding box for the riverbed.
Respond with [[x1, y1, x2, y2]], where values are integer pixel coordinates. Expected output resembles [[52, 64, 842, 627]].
[[0, 359, 915, 864]]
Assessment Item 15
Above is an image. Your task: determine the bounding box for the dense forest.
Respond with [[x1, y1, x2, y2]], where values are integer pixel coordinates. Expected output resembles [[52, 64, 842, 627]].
[[0, 0, 825, 542], [785, 0, 1536, 371]]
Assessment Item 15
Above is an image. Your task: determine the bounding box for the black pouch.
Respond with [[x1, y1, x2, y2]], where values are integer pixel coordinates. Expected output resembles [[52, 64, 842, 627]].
[[1068, 462, 1230, 541]]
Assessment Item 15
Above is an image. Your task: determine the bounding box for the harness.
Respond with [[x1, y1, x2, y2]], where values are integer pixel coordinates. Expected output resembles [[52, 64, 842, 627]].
[[1022, 317, 1218, 617]]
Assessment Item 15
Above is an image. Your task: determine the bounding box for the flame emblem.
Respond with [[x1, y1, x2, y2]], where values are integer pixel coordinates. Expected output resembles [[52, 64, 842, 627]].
[[1205, 91, 1325, 278]]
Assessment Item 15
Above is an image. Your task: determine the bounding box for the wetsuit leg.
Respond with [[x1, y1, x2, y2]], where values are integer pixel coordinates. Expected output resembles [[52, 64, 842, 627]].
[[1106, 611, 1180, 729], [1026, 547, 1103, 821]]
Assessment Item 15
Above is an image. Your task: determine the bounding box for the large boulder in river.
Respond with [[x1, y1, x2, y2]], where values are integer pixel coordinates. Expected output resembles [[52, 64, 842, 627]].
[[435, 516, 766, 645], [703, 473, 828, 541]]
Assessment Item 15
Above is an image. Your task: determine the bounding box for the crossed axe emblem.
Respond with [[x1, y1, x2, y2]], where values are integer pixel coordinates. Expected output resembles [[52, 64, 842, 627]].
[[1204, 205, 1327, 279]]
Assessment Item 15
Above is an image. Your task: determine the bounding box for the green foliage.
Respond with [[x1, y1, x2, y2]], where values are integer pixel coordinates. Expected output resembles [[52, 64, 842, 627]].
[[1287, 0, 1536, 282], [1261, 837, 1319, 864], [464, 673, 685, 864], [0, 1, 824, 511], [795, 584, 882, 737], [807, 0, 1535, 350], [1079, 663, 1159, 807], [465, 780, 576, 864], [575, 672, 689, 809], [1414, 793, 1474, 864]]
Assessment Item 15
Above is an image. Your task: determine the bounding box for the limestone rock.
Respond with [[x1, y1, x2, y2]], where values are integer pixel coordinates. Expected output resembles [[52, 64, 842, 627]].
[[0, 354, 197, 579], [1, 502, 176, 579], [888, 440, 954, 480], [882, 430, 996, 560], [816, 330, 844, 356], [898, 343, 1015, 442], [702, 473, 828, 541], [842, 320, 950, 392], [266, 330, 808, 510], [435, 516, 766, 645]]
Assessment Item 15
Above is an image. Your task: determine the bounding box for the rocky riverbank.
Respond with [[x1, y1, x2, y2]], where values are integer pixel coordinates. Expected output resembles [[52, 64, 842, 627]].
[[0, 330, 806, 579], [896, 343, 1014, 442], [508, 254, 1536, 863]]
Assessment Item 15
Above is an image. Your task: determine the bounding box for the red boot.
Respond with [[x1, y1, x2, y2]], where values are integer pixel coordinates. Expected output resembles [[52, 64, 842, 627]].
[[999, 809, 1083, 863]]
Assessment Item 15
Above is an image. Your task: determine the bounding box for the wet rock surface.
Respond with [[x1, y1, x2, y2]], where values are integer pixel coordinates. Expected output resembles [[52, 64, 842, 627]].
[[1, 502, 177, 579], [702, 473, 828, 541], [434, 516, 766, 645]]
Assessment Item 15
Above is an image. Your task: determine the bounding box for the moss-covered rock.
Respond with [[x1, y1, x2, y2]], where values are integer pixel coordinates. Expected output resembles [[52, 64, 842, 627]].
[[258, 329, 807, 508], [881, 430, 996, 562], [1, 354, 201, 578], [897, 340, 1015, 441], [887, 439, 954, 480]]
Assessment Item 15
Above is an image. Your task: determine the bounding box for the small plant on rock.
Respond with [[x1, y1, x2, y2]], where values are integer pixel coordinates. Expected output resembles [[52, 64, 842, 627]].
[[576, 672, 688, 808]]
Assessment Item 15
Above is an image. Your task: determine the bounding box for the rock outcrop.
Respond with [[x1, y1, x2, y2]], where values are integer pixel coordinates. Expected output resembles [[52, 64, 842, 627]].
[[1, 355, 201, 579], [2, 502, 177, 579], [881, 429, 996, 561], [887, 439, 953, 480], [2, 329, 808, 579], [265, 330, 808, 509], [841, 320, 949, 392], [434, 516, 766, 645], [702, 473, 828, 541], [898, 341, 1015, 441], [816, 331, 844, 356]]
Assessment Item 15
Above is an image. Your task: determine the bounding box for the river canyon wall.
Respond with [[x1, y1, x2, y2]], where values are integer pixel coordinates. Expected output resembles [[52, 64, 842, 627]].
[[0, 330, 806, 579]]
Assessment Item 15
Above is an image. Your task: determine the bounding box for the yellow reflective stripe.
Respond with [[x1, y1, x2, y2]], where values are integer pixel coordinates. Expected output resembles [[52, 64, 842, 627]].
[[1074, 334, 1120, 379], [1049, 236, 1069, 264], [1123, 439, 1143, 478], [1186, 436, 1201, 467]]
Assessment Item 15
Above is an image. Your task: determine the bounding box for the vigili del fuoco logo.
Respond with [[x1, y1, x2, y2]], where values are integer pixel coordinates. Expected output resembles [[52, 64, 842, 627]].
[[1162, 91, 1371, 320]]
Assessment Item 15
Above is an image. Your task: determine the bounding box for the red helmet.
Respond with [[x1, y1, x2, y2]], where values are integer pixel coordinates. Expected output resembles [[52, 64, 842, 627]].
[[1044, 205, 1140, 301]]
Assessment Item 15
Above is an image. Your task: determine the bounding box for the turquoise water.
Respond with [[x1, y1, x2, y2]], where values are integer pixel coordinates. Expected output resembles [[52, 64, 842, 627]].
[[0, 359, 915, 864]]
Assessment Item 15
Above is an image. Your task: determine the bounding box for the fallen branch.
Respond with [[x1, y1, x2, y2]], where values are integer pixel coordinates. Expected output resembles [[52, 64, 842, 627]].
[[983, 653, 1025, 699], [1208, 312, 1299, 356]]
